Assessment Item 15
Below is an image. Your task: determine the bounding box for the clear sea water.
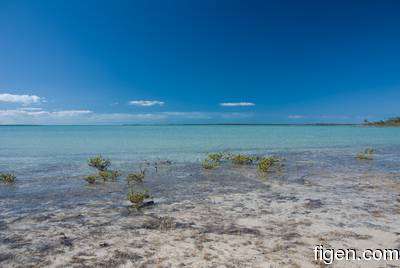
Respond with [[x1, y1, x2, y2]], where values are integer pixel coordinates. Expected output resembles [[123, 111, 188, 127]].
[[1, 125, 400, 160], [1, 125, 400, 215]]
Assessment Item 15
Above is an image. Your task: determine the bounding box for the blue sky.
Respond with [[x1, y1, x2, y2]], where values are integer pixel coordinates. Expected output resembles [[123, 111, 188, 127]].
[[0, 0, 400, 124]]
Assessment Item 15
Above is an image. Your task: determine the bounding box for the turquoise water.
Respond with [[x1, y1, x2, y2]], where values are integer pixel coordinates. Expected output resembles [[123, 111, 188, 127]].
[[1, 125, 399, 161], [1, 125, 400, 216]]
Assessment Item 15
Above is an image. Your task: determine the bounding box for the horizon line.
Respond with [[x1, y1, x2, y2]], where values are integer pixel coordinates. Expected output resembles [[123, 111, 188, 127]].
[[0, 123, 359, 127]]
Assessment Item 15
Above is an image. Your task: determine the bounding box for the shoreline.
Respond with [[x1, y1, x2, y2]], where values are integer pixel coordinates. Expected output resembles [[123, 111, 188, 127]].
[[1, 153, 400, 267]]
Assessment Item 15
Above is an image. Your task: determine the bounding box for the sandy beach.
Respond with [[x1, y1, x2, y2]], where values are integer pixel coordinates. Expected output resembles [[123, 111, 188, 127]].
[[2, 154, 400, 268]]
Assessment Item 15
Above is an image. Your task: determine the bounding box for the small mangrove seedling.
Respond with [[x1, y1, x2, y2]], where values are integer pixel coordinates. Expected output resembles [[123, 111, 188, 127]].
[[207, 152, 225, 163], [85, 174, 97, 184], [0, 173, 16, 184], [127, 169, 145, 183], [127, 190, 150, 208], [88, 155, 111, 171], [356, 148, 375, 160], [98, 170, 121, 181], [202, 159, 218, 169], [258, 156, 282, 173], [230, 154, 254, 165]]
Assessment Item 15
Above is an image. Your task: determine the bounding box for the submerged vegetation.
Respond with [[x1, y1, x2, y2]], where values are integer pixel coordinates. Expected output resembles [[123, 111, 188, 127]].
[[356, 148, 375, 160], [127, 169, 145, 183], [0, 173, 16, 184], [363, 117, 400, 127]]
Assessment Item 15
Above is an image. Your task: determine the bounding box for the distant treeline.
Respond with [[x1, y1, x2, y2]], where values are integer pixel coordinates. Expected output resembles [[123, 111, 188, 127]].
[[363, 117, 400, 127]]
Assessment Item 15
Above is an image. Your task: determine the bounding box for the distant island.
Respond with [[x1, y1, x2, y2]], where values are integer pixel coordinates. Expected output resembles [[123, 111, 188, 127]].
[[363, 117, 400, 127]]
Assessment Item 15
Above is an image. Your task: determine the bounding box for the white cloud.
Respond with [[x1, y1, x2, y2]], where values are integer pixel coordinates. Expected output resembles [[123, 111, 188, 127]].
[[161, 112, 212, 119], [288, 115, 305, 119], [52, 110, 92, 116], [0, 109, 93, 124], [219, 102, 255, 107], [0, 109, 253, 125], [17, 107, 43, 111], [288, 115, 351, 120], [0, 93, 43, 105], [319, 115, 350, 120], [221, 112, 253, 119], [128, 100, 164, 107]]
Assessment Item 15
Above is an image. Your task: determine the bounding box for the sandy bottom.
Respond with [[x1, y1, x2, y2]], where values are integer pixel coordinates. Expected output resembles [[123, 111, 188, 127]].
[[1, 163, 400, 268]]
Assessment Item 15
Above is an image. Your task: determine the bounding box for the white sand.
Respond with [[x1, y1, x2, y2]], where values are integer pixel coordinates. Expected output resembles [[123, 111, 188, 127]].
[[1, 168, 400, 267]]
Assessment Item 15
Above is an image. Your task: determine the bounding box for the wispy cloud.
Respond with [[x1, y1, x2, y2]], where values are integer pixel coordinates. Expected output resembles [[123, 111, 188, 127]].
[[52, 110, 93, 116], [0, 109, 252, 125], [288, 115, 305, 119], [161, 112, 212, 119], [128, 100, 164, 107], [17, 107, 44, 112], [219, 102, 255, 107], [0, 93, 43, 105], [0, 109, 93, 122], [288, 115, 351, 120]]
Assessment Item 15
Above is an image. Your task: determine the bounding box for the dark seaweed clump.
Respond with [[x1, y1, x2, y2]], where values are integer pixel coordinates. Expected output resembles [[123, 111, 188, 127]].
[[0, 173, 16, 184]]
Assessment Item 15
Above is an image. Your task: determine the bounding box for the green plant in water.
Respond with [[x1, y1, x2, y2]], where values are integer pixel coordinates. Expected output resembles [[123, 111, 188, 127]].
[[0, 173, 16, 184], [85, 174, 97, 184], [127, 169, 145, 183], [202, 159, 219, 169], [356, 148, 375, 160], [127, 190, 149, 208], [207, 152, 225, 163], [98, 170, 121, 181], [88, 155, 111, 171], [230, 154, 254, 165], [258, 156, 282, 173]]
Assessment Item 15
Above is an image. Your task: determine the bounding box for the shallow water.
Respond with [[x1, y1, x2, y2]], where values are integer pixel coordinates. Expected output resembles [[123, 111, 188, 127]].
[[1, 125, 400, 216], [1, 126, 400, 267]]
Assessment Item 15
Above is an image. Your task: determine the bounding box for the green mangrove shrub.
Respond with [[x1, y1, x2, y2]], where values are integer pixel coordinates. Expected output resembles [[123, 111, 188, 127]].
[[207, 152, 225, 163], [88, 155, 111, 171], [202, 152, 228, 170], [202, 159, 219, 169], [230, 154, 254, 165], [258, 156, 282, 173], [85, 155, 120, 183], [98, 170, 121, 181], [356, 148, 375, 160], [202, 151, 285, 174], [85, 174, 97, 184], [127, 190, 150, 208], [0, 173, 16, 184], [127, 169, 145, 183]]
